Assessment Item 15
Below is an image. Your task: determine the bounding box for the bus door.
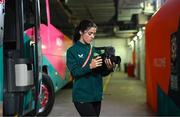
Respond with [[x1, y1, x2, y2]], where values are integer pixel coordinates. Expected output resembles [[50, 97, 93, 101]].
[[3, 0, 41, 116], [0, 0, 5, 116]]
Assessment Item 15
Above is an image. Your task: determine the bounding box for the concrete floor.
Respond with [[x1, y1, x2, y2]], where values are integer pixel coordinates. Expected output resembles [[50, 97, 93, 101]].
[[49, 72, 156, 117], [0, 103, 2, 116]]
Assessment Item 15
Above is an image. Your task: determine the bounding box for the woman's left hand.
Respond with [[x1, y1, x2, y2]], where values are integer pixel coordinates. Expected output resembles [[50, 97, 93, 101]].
[[104, 59, 115, 70]]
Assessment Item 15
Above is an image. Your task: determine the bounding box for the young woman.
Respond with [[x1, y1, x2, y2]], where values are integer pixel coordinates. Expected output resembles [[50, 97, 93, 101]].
[[66, 19, 113, 117]]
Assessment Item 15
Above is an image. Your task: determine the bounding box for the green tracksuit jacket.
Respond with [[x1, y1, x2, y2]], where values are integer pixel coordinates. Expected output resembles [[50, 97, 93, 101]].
[[66, 41, 103, 103]]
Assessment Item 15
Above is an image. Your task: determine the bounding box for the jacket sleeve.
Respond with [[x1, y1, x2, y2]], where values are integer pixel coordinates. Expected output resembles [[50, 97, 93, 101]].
[[66, 49, 92, 78]]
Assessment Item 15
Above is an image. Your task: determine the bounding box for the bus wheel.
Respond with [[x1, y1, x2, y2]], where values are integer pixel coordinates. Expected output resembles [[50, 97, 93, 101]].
[[38, 73, 55, 116]]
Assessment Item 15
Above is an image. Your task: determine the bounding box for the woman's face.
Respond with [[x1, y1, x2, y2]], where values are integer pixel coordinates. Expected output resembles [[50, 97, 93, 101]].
[[80, 27, 97, 44]]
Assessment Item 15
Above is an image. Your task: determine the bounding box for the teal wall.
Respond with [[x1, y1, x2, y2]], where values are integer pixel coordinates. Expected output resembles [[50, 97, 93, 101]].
[[158, 86, 180, 116], [0, 47, 3, 101]]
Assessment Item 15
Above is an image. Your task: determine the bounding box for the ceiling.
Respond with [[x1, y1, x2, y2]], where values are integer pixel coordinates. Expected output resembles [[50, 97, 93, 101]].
[[48, 0, 154, 38]]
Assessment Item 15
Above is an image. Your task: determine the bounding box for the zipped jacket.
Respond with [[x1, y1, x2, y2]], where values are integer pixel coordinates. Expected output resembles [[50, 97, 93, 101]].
[[66, 41, 103, 103]]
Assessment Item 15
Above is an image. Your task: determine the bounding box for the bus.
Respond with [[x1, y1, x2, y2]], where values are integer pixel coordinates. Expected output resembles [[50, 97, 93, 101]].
[[1, 0, 72, 116]]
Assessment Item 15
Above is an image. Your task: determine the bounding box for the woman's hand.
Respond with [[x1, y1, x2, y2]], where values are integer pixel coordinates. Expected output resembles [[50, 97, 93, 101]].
[[104, 59, 114, 70], [90, 56, 103, 69]]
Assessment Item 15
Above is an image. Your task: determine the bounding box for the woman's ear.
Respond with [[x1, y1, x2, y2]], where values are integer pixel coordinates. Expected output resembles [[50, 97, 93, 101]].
[[79, 31, 82, 35]]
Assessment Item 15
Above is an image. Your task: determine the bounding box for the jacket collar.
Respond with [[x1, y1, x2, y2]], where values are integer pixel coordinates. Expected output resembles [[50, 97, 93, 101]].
[[76, 40, 91, 49]]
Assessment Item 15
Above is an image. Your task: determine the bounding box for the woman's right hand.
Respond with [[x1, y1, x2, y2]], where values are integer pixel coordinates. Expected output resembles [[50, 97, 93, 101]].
[[90, 56, 103, 69]]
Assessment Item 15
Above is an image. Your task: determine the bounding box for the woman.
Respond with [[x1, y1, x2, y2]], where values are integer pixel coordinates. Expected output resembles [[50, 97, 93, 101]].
[[66, 19, 113, 117]]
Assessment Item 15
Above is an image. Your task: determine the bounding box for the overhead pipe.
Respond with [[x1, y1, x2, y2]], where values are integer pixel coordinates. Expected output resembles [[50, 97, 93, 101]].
[[114, 0, 119, 23]]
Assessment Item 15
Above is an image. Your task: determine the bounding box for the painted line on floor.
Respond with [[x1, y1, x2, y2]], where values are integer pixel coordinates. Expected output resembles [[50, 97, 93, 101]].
[[103, 74, 112, 93]]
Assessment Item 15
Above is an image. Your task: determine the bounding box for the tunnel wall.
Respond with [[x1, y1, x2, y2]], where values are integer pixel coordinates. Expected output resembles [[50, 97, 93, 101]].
[[146, 0, 180, 115]]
